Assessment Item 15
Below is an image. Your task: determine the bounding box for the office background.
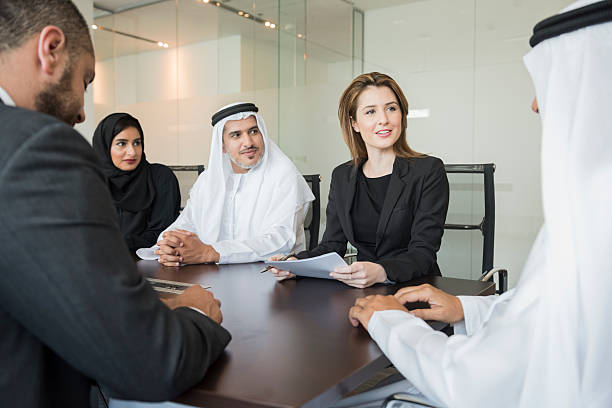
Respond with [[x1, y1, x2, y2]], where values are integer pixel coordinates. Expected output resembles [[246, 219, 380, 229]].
[[73, 0, 572, 288]]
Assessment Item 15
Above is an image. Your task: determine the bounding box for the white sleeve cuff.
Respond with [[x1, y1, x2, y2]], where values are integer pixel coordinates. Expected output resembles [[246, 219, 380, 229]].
[[188, 307, 208, 317]]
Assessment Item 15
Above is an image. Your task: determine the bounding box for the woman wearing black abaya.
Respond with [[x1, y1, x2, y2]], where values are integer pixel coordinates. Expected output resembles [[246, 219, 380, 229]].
[[92, 113, 180, 252]]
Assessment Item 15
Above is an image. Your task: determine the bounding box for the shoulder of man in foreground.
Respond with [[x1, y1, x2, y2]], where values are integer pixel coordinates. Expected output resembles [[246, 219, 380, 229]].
[[0, 104, 231, 401]]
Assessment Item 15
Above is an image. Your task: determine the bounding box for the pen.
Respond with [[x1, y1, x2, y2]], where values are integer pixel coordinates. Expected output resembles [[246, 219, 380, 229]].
[[260, 253, 296, 273]]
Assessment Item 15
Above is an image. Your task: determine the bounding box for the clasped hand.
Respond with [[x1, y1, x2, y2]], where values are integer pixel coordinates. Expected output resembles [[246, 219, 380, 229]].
[[155, 229, 220, 267], [349, 284, 464, 330]]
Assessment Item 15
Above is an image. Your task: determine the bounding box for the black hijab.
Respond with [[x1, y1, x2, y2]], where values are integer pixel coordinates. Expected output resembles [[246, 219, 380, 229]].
[[92, 113, 155, 212]]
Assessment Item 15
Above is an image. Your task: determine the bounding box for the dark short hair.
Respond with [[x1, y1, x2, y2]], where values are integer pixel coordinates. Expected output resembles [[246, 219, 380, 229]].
[[0, 0, 93, 58]]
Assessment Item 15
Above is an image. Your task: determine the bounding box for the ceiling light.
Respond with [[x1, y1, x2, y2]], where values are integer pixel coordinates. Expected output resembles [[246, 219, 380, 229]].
[[238, 10, 243, 15], [244, 13, 249, 18], [297, 33, 303, 38], [270, 23, 276, 29], [264, 21, 271, 27], [216, 2, 220, 6], [91, 24, 98, 30], [157, 41, 169, 48], [202, 0, 210, 3]]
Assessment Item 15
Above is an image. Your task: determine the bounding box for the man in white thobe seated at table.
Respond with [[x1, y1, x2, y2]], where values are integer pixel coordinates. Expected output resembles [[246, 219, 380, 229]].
[[337, 1, 612, 407], [137, 102, 314, 266]]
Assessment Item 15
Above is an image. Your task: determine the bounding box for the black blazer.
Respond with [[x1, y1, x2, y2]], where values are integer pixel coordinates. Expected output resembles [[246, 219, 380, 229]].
[[297, 156, 449, 282], [0, 100, 230, 407]]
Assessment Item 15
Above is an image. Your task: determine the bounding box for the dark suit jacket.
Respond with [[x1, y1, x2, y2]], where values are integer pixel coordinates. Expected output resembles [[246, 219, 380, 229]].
[[297, 156, 449, 282], [0, 100, 231, 407]]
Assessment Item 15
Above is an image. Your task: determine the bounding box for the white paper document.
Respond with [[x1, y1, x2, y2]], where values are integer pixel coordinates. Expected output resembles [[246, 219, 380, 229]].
[[265, 252, 348, 279]]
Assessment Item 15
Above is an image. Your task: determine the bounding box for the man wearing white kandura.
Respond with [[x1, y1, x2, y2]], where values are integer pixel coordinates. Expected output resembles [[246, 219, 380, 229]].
[[335, 1, 612, 407], [137, 102, 314, 266]]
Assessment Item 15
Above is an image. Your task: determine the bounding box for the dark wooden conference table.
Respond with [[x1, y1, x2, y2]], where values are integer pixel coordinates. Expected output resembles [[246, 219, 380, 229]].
[[136, 260, 495, 408]]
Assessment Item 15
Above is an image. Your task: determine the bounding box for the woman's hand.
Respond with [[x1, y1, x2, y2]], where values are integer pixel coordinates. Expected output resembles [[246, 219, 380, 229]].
[[394, 284, 464, 324], [268, 254, 298, 281], [330, 262, 387, 288]]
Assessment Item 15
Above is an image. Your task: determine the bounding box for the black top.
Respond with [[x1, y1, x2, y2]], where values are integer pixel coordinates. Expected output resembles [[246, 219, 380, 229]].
[[297, 156, 449, 282], [0, 101, 230, 408], [351, 170, 391, 255], [116, 163, 181, 251]]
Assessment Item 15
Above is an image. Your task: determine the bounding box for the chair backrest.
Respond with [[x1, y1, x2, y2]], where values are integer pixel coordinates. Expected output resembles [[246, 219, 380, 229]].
[[302, 174, 321, 251], [443, 163, 495, 275], [168, 165, 205, 210]]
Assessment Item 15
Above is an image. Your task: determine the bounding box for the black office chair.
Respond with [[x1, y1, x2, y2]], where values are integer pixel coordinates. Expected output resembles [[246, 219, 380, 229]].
[[168, 165, 205, 210], [443, 163, 507, 294], [302, 174, 321, 251]]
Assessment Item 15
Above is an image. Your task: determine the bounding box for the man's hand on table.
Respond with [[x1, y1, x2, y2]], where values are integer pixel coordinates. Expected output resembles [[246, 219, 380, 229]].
[[348, 284, 465, 330], [161, 285, 223, 324], [348, 295, 408, 330], [394, 284, 464, 324], [155, 229, 220, 266]]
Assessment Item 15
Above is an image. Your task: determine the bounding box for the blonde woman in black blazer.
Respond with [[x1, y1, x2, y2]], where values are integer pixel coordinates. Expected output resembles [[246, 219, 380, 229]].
[[272, 72, 449, 288]]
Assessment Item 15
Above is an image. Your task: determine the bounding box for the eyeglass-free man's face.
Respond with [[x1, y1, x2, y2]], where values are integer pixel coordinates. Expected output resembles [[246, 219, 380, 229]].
[[222, 115, 265, 174]]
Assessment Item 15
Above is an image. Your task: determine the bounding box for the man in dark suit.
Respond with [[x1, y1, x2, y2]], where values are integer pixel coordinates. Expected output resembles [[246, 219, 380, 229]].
[[0, 2, 230, 407]]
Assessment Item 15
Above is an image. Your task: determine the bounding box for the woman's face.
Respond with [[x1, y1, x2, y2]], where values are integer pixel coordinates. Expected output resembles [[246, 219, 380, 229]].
[[110, 127, 143, 171], [351, 85, 402, 154]]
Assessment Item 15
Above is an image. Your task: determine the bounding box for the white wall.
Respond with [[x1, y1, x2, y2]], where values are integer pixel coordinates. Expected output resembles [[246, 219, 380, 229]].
[[363, 0, 572, 286], [72, 0, 95, 142], [93, 34, 280, 167]]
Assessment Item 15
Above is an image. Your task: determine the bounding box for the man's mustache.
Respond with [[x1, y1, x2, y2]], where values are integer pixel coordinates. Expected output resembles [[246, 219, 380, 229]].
[[240, 146, 259, 154]]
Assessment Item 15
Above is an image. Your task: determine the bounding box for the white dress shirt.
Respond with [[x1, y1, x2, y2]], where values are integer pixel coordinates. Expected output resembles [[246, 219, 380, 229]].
[[0, 85, 16, 106]]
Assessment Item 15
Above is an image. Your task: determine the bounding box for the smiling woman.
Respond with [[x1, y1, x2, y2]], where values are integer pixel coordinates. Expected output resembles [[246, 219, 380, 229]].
[[92, 113, 181, 251], [272, 72, 450, 288]]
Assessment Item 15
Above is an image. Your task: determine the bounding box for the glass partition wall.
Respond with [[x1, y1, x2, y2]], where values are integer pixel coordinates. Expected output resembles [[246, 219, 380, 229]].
[[92, 0, 571, 286]]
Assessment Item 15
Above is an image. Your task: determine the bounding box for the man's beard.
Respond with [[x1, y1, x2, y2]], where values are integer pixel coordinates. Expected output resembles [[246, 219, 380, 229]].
[[34, 63, 81, 126]]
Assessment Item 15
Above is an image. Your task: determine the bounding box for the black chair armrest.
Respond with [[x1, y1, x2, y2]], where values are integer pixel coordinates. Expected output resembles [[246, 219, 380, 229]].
[[479, 268, 508, 294]]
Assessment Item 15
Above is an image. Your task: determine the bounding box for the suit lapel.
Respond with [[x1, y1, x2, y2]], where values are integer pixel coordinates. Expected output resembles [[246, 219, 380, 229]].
[[376, 158, 408, 246], [343, 164, 358, 243]]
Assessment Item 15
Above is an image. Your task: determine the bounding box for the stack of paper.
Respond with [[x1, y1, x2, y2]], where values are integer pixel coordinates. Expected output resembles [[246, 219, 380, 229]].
[[264, 252, 348, 279]]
